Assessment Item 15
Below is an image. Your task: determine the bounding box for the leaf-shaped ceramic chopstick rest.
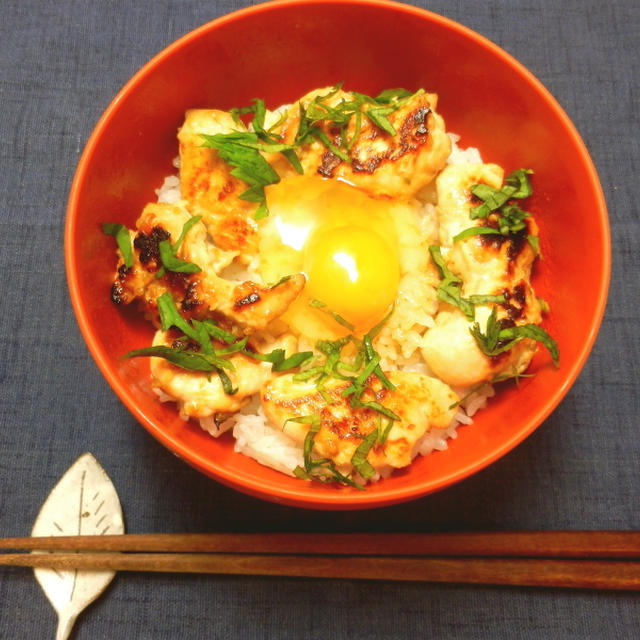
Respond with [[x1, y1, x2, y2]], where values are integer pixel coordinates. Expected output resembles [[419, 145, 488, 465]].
[[31, 452, 124, 640]]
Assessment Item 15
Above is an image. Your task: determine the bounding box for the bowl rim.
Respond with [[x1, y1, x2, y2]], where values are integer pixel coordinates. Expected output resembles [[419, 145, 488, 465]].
[[64, 0, 611, 509]]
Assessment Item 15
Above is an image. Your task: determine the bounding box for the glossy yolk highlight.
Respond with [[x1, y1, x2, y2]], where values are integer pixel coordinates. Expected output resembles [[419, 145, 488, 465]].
[[304, 225, 399, 333]]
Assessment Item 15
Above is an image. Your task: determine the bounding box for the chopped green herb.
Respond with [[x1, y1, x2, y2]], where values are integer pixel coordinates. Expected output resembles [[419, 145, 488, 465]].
[[504, 168, 534, 199], [309, 299, 356, 331], [470, 307, 559, 367], [448, 369, 536, 410], [344, 107, 362, 150], [456, 169, 534, 244], [190, 319, 215, 355], [350, 430, 378, 479], [349, 397, 400, 422], [469, 183, 511, 219], [124, 343, 237, 396], [102, 222, 133, 268], [527, 234, 540, 255], [157, 292, 197, 338], [316, 336, 352, 357], [271, 299, 401, 487], [155, 215, 203, 278], [217, 368, 238, 395], [132, 301, 237, 373], [308, 128, 351, 163], [452, 226, 502, 243], [202, 98, 303, 219], [292, 365, 324, 382], [293, 463, 362, 489], [339, 339, 400, 421], [491, 369, 535, 384], [272, 351, 314, 372], [200, 131, 292, 219], [287, 415, 363, 489], [439, 168, 557, 367], [429, 245, 475, 320], [495, 203, 529, 235], [201, 319, 237, 345], [247, 348, 314, 372], [363, 334, 394, 389], [269, 275, 293, 289], [498, 323, 559, 367], [537, 297, 550, 313], [173, 215, 202, 250], [469, 307, 509, 357], [366, 307, 395, 341], [341, 351, 381, 396], [288, 414, 321, 467], [469, 168, 533, 219], [365, 106, 397, 136], [468, 293, 507, 305], [293, 318, 398, 423], [286, 315, 401, 485], [124, 345, 223, 372], [235, 99, 304, 176], [212, 336, 249, 356], [157, 240, 201, 274], [373, 88, 414, 103], [377, 416, 395, 444], [499, 207, 529, 234]]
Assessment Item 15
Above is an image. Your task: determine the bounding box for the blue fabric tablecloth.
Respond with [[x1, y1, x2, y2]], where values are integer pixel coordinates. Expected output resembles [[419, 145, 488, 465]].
[[1, 1, 638, 638]]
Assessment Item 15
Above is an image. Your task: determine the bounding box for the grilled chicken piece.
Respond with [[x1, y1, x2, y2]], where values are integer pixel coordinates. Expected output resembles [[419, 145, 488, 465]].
[[261, 370, 459, 476], [110, 201, 305, 333], [421, 163, 542, 387], [213, 276, 306, 333], [177, 109, 258, 260], [266, 87, 451, 200], [149, 331, 276, 417]]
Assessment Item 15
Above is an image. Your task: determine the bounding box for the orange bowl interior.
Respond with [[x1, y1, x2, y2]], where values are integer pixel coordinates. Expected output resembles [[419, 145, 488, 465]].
[[65, 0, 610, 509]]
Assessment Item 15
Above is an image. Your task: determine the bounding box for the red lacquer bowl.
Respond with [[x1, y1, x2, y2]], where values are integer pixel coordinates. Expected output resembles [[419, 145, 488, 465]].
[[65, 0, 610, 509]]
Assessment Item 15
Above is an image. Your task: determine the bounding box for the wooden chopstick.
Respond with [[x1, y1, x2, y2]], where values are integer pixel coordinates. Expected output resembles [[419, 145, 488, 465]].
[[1, 532, 639, 590], [1, 531, 639, 558], [1, 551, 639, 590]]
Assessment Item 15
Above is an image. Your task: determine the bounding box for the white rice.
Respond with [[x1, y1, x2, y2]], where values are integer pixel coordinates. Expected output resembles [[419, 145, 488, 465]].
[[153, 131, 492, 483], [232, 409, 304, 477], [447, 133, 483, 165], [199, 398, 304, 477], [155, 174, 181, 203]]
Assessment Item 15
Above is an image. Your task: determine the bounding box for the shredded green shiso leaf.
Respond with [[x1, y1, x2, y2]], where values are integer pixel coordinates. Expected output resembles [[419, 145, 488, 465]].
[[470, 307, 559, 367], [452, 169, 539, 252], [155, 215, 202, 277], [101, 223, 133, 268]]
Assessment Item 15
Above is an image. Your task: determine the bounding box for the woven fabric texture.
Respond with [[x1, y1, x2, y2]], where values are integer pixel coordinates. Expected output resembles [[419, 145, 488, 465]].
[[0, 1, 638, 638]]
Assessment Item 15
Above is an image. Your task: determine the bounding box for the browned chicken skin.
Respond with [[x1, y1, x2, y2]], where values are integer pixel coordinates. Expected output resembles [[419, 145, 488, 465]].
[[267, 87, 451, 199], [110, 201, 305, 333]]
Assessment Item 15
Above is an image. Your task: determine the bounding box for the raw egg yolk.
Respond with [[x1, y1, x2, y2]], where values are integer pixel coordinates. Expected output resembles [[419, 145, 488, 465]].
[[303, 225, 399, 333], [260, 175, 404, 340]]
